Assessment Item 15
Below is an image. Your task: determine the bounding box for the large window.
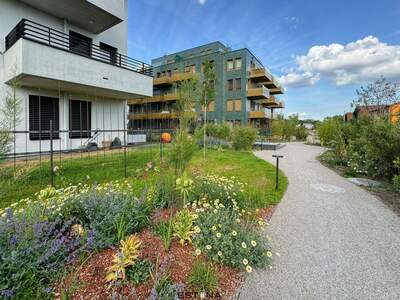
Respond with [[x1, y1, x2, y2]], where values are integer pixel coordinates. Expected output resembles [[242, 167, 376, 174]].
[[227, 59, 234, 71], [235, 78, 242, 91], [226, 99, 242, 112], [69, 31, 92, 56], [100, 42, 118, 64], [235, 58, 242, 69], [69, 100, 92, 138], [227, 79, 234, 91], [29, 95, 59, 140]]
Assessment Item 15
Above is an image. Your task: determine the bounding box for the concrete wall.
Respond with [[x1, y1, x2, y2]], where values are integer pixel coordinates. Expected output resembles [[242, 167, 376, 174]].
[[4, 39, 152, 98], [10, 86, 127, 154]]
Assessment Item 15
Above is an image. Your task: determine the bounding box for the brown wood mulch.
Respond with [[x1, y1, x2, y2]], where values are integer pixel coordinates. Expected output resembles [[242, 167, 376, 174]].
[[56, 208, 244, 300]]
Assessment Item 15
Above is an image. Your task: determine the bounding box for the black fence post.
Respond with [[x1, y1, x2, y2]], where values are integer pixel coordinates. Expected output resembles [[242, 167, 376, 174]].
[[123, 105, 127, 178], [272, 154, 283, 190], [50, 120, 54, 187]]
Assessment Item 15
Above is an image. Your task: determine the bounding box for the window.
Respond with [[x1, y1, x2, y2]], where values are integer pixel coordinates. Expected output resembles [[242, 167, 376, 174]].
[[190, 64, 196, 73], [69, 31, 92, 56], [156, 72, 161, 78], [100, 42, 118, 64], [235, 58, 242, 69], [185, 66, 190, 73], [167, 70, 172, 77], [227, 59, 234, 71], [29, 95, 59, 140], [226, 100, 233, 112], [234, 99, 242, 111], [235, 78, 241, 91], [227, 79, 234, 91], [208, 102, 215, 112], [69, 100, 92, 138], [173, 68, 179, 74], [226, 99, 241, 112]]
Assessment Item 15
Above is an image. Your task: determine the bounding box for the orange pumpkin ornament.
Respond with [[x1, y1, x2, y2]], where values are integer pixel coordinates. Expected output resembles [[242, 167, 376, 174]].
[[161, 132, 172, 143]]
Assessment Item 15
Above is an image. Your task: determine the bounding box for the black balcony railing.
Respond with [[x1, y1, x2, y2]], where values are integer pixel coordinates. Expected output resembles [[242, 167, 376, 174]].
[[5, 19, 153, 77]]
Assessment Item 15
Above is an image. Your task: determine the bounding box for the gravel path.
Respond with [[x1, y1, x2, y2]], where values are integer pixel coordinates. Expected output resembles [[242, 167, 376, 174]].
[[236, 143, 400, 300]]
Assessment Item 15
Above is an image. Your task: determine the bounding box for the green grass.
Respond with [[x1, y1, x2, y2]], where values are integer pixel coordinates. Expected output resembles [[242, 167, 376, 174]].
[[190, 149, 287, 208], [0, 147, 287, 210], [0, 147, 160, 209]]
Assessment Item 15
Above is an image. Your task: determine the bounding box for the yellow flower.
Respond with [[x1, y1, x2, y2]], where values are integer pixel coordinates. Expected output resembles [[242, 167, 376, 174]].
[[258, 220, 264, 226], [251, 240, 257, 247], [212, 226, 217, 231], [242, 259, 248, 265], [217, 251, 223, 256], [195, 249, 202, 256], [236, 218, 241, 223], [206, 245, 212, 250], [194, 226, 201, 233], [266, 251, 272, 258], [246, 266, 252, 273], [231, 231, 237, 236], [241, 242, 247, 249], [216, 232, 222, 238]]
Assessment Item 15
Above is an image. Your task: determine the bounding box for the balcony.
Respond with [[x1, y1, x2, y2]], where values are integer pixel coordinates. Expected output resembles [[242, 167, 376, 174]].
[[248, 68, 273, 83], [269, 86, 284, 95], [247, 86, 270, 99], [128, 111, 196, 120], [154, 72, 199, 86], [4, 19, 153, 100], [128, 92, 178, 105], [248, 111, 267, 119], [18, 0, 124, 34]]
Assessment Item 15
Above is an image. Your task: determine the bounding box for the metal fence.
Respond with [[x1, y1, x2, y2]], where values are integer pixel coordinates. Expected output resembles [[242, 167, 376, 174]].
[[0, 126, 173, 196]]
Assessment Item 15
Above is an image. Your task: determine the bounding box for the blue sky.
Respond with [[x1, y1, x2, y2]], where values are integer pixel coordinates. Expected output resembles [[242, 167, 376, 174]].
[[127, 0, 400, 120]]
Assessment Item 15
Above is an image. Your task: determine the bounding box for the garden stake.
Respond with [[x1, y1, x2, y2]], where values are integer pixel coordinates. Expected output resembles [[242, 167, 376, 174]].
[[272, 154, 283, 190]]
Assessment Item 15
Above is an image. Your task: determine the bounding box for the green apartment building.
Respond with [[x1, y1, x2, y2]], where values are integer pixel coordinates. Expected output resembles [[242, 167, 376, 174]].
[[128, 41, 284, 131]]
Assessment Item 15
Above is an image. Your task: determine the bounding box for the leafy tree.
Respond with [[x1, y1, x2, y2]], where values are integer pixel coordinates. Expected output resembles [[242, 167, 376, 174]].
[[352, 77, 400, 117], [0, 77, 22, 161]]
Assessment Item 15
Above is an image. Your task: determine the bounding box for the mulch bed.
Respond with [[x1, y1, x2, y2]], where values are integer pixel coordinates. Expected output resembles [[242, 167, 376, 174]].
[[56, 209, 243, 299]]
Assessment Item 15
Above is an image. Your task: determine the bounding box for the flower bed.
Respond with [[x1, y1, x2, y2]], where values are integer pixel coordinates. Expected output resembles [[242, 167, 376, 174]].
[[0, 170, 279, 299]]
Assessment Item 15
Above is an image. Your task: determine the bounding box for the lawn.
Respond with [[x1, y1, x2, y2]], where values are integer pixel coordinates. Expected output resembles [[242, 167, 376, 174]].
[[0, 147, 287, 210]]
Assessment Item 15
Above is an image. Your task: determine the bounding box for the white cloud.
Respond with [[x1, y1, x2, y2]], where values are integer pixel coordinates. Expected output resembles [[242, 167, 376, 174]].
[[281, 36, 400, 87], [279, 71, 320, 87], [197, 0, 207, 5]]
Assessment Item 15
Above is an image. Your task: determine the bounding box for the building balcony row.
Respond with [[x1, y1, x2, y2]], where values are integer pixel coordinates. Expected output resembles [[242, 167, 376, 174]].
[[248, 68, 284, 94], [153, 72, 199, 86], [128, 92, 178, 105]]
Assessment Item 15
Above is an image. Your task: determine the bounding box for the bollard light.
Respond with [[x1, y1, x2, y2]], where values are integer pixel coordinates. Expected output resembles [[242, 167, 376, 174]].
[[272, 155, 284, 190]]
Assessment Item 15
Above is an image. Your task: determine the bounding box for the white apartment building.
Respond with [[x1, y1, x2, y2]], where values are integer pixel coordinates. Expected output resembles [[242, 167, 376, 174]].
[[0, 0, 153, 155]]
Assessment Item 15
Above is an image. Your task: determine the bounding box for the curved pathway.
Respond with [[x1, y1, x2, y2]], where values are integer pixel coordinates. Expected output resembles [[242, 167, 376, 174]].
[[237, 143, 400, 300]]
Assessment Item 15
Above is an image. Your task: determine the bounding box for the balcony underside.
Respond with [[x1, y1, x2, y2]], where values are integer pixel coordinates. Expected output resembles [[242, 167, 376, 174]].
[[128, 93, 178, 105], [13, 74, 147, 100], [128, 111, 196, 120], [18, 0, 123, 34], [269, 87, 284, 95], [248, 111, 267, 119], [153, 72, 199, 86]]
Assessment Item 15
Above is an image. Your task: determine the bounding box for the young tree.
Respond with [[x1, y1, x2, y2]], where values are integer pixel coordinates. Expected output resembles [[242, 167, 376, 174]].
[[169, 79, 200, 176], [0, 77, 22, 161], [352, 77, 400, 117], [199, 60, 216, 159]]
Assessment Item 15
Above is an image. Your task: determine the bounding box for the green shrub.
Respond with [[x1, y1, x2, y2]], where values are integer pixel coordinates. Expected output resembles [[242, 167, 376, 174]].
[[347, 119, 400, 179], [295, 125, 308, 140], [152, 219, 173, 251], [317, 116, 344, 146], [187, 260, 218, 294], [231, 126, 257, 151], [192, 199, 269, 272], [192, 174, 247, 209], [150, 273, 178, 300], [66, 192, 151, 249], [126, 259, 153, 286]]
